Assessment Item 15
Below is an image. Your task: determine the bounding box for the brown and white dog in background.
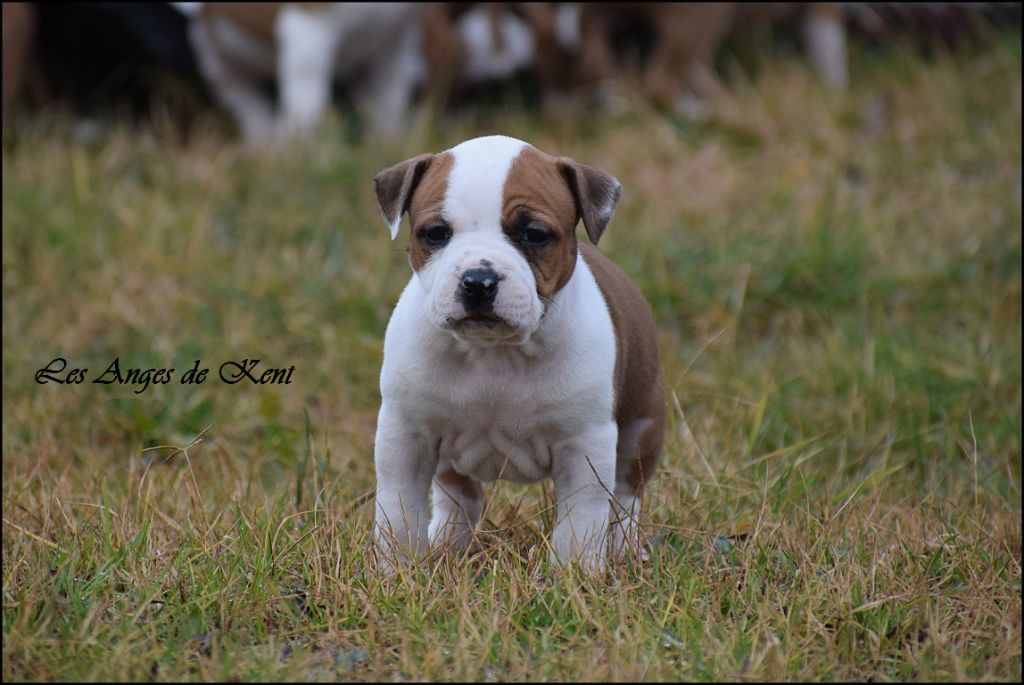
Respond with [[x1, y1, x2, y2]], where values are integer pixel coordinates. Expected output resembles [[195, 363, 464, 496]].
[[174, 2, 426, 145], [371, 135, 664, 571], [418, 2, 581, 107], [575, 2, 848, 114]]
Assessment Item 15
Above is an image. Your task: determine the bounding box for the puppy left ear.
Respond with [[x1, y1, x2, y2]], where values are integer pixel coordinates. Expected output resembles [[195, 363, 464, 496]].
[[373, 153, 435, 240], [558, 158, 622, 245]]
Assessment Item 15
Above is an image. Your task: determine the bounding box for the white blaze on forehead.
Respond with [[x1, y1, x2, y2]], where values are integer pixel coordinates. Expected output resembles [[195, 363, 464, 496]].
[[444, 135, 529, 232]]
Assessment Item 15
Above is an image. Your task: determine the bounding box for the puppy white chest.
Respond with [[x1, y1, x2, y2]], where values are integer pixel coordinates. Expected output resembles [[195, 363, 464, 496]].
[[381, 255, 616, 485], [424, 353, 594, 483], [440, 398, 557, 484]]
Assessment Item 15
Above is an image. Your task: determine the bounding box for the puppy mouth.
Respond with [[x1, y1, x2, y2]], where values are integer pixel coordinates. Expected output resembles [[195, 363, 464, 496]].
[[456, 312, 506, 327], [448, 312, 517, 335], [443, 311, 530, 345]]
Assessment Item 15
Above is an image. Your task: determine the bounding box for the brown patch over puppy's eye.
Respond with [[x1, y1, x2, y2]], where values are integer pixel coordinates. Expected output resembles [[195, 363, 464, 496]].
[[404, 151, 455, 272], [501, 147, 580, 301]]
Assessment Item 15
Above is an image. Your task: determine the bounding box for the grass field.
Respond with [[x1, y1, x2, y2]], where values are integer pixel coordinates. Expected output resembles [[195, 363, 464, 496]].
[[3, 31, 1021, 681]]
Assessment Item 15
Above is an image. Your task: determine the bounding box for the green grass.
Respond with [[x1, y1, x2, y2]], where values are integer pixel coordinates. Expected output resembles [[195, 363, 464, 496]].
[[3, 34, 1021, 681]]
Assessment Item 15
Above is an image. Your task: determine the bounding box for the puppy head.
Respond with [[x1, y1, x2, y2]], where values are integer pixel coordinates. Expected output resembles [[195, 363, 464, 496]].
[[374, 135, 621, 346]]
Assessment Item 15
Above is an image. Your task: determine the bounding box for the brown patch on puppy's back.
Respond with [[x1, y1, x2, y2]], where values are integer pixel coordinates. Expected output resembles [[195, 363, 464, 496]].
[[406, 152, 455, 271], [502, 147, 580, 301]]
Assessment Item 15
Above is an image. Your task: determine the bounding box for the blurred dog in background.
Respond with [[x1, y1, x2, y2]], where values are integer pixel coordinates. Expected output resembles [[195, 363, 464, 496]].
[[574, 3, 847, 115], [418, 2, 581, 108], [173, 2, 849, 143], [4, 3, 1018, 144], [174, 2, 426, 145]]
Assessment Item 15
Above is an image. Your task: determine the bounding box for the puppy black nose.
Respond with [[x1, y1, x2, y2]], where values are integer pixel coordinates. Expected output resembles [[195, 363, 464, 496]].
[[459, 267, 499, 309]]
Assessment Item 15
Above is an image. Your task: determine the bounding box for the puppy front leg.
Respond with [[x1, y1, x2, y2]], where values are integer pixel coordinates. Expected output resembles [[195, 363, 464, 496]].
[[373, 404, 437, 570], [550, 423, 617, 572], [428, 467, 483, 555]]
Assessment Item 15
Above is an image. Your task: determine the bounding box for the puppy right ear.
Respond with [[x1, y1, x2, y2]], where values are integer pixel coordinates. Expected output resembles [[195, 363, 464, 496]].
[[373, 153, 435, 240]]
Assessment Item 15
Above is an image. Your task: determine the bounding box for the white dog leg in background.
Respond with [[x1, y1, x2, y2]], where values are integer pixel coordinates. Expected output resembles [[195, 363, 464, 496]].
[[802, 4, 849, 90], [276, 5, 339, 142]]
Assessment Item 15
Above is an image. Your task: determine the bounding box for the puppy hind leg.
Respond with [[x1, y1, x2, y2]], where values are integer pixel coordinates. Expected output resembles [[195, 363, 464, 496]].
[[609, 417, 655, 560], [608, 482, 644, 560]]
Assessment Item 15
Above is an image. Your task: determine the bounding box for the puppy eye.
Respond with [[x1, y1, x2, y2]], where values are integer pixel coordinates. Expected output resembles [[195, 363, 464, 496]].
[[418, 223, 452, 247], [520, 226, 552, 247]]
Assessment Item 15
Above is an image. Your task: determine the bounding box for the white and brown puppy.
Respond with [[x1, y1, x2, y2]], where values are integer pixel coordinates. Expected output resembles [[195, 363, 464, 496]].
[[372, 135, 664, 571]]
